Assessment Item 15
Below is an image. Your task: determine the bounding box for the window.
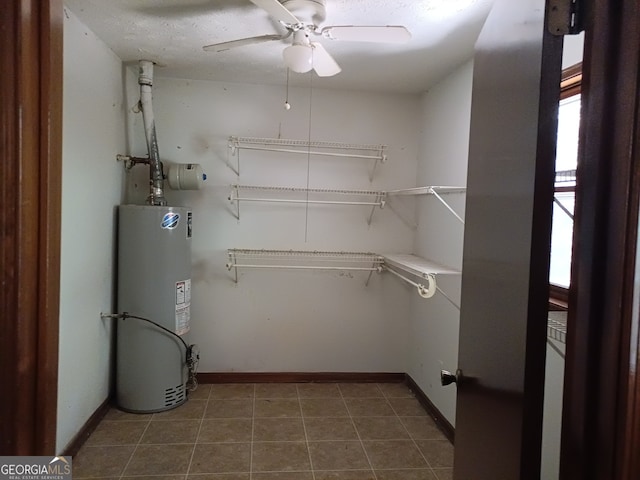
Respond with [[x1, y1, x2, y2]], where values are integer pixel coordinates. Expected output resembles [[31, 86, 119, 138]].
[[549, 64, 581, 307]]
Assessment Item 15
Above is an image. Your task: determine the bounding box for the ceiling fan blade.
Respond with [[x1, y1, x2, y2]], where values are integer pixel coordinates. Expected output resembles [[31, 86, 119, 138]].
[[250, 0, 300, 25], [203, 33, 288, 52], [321, 25, 411, 43], [311, 42, 341, 77]]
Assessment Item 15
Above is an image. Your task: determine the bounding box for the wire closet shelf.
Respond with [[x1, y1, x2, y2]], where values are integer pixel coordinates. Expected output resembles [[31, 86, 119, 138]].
[[225, 249, 462, 304], [547, 315, 567, 344], [228, 136, 387, 180], [228, 185, 386, 224], [226, 249, 385, 285]]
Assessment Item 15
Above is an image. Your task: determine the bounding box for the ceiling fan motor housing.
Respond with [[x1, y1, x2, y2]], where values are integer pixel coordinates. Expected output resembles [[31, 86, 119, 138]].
[[281, 0, 327, 24]]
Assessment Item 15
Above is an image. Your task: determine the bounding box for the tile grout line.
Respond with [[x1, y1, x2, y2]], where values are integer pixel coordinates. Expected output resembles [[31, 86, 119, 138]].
[[185, 385, 212, 478], [342, 383, 379, 480], [249, 383, 256, 480], [385, 388, 438, 476], [297, 384, 316, 480], [96, 383, 442, 480], [118, 413, 153, 480]]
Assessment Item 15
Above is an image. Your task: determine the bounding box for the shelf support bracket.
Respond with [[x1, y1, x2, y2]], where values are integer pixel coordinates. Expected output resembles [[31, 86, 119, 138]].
[[228, 137, 240, 176], [430, 188, 465, 225], [367, 195, 385, 226], [553, 195, 574, 220], [369, 153, 386, 182], [365, 264, 382, 287], [226, 251, 239, 283], [229, 185, 240, 221], [385, 197, 418, 230], [435, 286, 460, 311]]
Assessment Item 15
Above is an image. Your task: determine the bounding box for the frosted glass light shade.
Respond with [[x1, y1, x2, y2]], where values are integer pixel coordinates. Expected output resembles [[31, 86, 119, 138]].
[[283, 44, 313, 73]]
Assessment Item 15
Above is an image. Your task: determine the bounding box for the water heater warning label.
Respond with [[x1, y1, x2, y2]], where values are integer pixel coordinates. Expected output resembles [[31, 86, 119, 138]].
[[175, 279, 191, 335]]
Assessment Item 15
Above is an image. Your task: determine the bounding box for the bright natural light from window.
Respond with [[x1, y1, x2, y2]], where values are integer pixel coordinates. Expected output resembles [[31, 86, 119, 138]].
[[549, 94, 580, 288], [556, 95, 581, 171]]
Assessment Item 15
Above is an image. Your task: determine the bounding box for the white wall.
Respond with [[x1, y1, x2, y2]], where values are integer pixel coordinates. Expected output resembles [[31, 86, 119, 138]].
[[57, 7, 125, 452], [124, 75, 421, 372], [406, 60, 474, 425]]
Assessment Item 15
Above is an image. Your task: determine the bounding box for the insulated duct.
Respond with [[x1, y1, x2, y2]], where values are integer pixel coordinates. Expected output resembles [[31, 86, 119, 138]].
[[138, 60, 166, 206]]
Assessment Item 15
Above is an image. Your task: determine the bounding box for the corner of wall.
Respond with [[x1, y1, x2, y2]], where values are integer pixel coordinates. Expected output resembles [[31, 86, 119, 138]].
[[407, 59, 475, 426]]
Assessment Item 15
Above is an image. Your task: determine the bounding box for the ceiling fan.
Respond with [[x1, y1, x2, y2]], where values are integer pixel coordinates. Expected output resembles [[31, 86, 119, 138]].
[[202, 0, 411, 77]]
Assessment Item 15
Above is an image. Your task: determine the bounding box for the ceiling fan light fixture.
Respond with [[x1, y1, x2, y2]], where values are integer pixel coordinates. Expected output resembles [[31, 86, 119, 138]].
[[283, 44, 313, 73]]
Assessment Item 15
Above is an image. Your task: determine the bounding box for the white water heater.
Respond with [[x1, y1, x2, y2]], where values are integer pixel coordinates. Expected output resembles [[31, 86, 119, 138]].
[[116, 204, 192, 412]]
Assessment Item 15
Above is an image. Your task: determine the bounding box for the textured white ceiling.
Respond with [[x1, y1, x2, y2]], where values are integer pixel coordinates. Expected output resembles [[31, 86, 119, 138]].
[[64, 0, 493, 93]]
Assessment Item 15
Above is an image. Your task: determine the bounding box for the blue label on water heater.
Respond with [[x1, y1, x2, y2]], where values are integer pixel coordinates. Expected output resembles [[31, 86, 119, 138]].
[[161, 212, 180, 230]]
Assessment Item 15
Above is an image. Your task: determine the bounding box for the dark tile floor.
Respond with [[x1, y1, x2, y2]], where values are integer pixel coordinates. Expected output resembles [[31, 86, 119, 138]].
[[74, 382, 454, 480]]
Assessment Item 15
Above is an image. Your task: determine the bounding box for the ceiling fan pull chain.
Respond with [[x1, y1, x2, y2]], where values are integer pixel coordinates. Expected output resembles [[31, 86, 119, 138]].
[[284, 68, 291, 111], [304, 71, 313, 243]]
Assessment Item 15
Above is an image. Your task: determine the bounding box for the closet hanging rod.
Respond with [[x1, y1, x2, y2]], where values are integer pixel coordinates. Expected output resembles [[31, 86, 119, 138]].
[[228, 248, 383, 260], [229, 136, 387, 153], [384, 265, 460, 309], [231, 198, 383, 206], [227, 264, 380, 272], [230, 184, 386, 196], [385, 186, 466, 195], [232, 145, 383, 160], [226, 249, 384, 285], [228, 136, 386, 180], [228, 185, 386, 223], [384, 266, 436, 298]]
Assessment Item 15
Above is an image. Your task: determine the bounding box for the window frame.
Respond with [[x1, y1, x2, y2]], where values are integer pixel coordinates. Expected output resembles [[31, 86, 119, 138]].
[[549, 63, 581, 310]]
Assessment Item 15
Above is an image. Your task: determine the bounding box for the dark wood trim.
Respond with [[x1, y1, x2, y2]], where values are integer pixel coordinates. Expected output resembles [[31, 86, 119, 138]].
[[404, 375, 455, 444], [549, 284, 569, 311], [560, 0, 640, 478], [61, 398, 111, 457], [560, 62, 582, 100], [554, 184, 576, 193], [36, 0, 63, 455], [562, 62, 583, 81], [521, 19, 564, 478], [0, 0, 62, 455], [197, 372, 405, 384]]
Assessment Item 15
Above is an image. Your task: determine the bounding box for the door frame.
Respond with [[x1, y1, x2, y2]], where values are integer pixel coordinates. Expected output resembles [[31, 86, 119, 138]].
[[0, 0, 63, 454], [1, 0, 640, 472], [561, 0, 640, 478]]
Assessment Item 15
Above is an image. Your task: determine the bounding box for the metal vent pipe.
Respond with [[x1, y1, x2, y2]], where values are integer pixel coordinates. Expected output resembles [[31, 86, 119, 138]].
[[138, 60, 166, 206]]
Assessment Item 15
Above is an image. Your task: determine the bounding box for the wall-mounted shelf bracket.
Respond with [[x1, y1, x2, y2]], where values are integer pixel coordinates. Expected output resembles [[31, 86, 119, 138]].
[[228, 184, 386, 224], [228, 136, 387, 181], [382, 254, 461, 307], [553, 196, 574, 220], [226, 249, 384, 285], [386, 186, 466, 225]]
